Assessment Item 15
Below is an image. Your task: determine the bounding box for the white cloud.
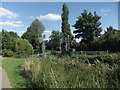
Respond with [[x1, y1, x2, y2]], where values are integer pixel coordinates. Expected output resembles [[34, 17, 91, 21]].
[[43, 30, 52, 37], [0, 21, 24, 27], [6, 21, 23, 24], [100, 9, 111, 16], [37, 13, 61, 21], [0, 7, 19, 19], [100, 9, 111, 13], [104, 13, 109, 16], [26, 16, 34, 19]]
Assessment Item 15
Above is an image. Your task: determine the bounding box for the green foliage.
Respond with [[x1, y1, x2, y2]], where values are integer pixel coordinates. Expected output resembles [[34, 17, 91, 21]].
[[15, 38, 34, 58], [88, 27, 120, 52], [106, 65, 120, 88], [71, 53, 120, 65], [73, 10, 102, 43], [74, 26, 120, 52], [104, 26, 119, 38], [61, 3, 73, 42], [21, 55, 120, 88], [22, 19, 45, 53], [2, 49, 14, 57], [48, 31, 61, 50], [0, 50, 2, 55], [2, 29, 19, 51], [2, 58, 28, 88], [101, 27, 120, 52]]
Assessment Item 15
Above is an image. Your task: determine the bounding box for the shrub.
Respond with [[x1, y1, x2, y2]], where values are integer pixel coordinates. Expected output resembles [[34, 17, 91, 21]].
[[15, 38, 34, 58], [2, 49, 14, 57]]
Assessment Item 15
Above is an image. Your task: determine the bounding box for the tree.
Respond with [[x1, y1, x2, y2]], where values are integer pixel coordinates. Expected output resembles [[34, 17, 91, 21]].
[[2, 29, 19, 51], [104, 26, 119, 38], [61, 3, 73, 41], [73, 10, 102, 43], [101, 27, 120, 52], [49, 31, 61, 50], [15, 38, 34, 58], [89, 27, 120, 52], [22, 19, 45, 53]]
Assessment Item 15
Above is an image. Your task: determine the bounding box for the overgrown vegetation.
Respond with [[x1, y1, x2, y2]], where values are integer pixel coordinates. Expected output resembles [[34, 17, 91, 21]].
[[71, 52, 120, 65], [21, 54, 120, 88]]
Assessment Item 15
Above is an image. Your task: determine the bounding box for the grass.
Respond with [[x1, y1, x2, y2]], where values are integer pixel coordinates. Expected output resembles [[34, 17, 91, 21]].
[[1, 53, 120, 88], [21, 55, 120, 88], [1, 57, 40, 88], [71, 53, 120, 65], [2, 58, 28, 88]]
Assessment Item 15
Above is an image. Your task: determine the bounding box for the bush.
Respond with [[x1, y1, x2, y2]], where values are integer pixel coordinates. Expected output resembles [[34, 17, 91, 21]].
[[2, 49, 14, 57], [15, 38, 34, 58]]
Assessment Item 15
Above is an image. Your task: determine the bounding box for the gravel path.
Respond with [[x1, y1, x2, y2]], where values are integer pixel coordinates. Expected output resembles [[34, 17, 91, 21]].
[[0, 56, 12, 89]]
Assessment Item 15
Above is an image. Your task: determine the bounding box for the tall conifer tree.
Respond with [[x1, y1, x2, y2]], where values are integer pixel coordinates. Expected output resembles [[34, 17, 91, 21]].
[[61, 3, 73, 40]]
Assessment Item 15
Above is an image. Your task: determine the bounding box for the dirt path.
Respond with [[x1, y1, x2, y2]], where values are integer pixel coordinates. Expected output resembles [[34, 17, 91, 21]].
[[0, 56, 12, 89]]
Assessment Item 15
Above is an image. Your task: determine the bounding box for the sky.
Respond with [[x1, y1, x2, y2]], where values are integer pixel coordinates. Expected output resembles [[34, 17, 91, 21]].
[[0, 2, 119, 41]]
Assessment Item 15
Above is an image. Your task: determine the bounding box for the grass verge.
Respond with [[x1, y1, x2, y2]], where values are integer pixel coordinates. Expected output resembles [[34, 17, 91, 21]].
[[2, 57, 40, 88]]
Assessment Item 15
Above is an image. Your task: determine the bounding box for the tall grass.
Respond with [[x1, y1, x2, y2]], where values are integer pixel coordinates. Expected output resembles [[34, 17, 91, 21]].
[[21, 55, 120, 88]]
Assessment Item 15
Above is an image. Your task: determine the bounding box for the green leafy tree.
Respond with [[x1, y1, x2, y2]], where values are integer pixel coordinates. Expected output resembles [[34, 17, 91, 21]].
[[15, 38, 34, 58], [22, 19, 45, 53], [2, 29, 19, 51], [101, 27, 120, 51], [104, 26, 119, 38], [61, 3, 73, 41], [73, 10, 102, 43], [49, 31, 61, 50], [89, 27, 120, 51]]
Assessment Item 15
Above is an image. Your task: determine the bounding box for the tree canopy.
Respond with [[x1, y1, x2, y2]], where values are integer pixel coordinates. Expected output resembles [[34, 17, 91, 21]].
[[73, 10, 102, 43], [2, 29, 19, 51], [22, 19, 45, 53]]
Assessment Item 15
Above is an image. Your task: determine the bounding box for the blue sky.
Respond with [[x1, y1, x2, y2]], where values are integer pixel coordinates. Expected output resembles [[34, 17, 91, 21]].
[[0, 2, 118, 41]]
